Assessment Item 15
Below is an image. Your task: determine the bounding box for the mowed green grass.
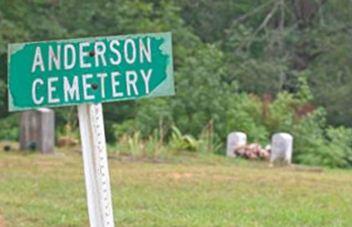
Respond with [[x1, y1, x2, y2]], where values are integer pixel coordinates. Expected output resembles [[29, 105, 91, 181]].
[[0, 150, 351, 227]]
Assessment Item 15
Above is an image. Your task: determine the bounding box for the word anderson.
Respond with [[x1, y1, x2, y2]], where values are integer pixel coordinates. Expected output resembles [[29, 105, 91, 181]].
[[30, 37, 153, 104]]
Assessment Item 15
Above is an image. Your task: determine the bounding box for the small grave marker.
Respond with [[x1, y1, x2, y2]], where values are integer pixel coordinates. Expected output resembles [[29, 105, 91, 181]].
[[226, 132, 247, 157], [270, 133, 293, 164]]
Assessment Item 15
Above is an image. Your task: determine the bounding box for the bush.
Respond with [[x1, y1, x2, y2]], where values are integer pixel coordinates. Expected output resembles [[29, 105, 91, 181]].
[[0, 114, 19, 141], [226, 94, 269, 144], [169, 126, 198, 151], [293, 109, 352, 168]]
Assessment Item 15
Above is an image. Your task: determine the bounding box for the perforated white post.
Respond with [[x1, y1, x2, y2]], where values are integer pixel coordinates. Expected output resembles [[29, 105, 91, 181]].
[[78, 104, 115, 227]]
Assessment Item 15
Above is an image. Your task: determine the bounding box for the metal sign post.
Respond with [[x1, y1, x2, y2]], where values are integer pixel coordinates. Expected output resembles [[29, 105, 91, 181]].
[[78, 104, 114, 227]]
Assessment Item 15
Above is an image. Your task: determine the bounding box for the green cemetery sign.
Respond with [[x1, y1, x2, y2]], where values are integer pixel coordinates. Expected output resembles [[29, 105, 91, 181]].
[[8, 32, 174, 111]]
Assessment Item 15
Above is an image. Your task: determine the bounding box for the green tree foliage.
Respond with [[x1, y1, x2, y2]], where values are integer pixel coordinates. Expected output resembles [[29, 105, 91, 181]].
[[0, 0, 351, 167], [293, 110, 352, 168], [179, 0, 352, 127]]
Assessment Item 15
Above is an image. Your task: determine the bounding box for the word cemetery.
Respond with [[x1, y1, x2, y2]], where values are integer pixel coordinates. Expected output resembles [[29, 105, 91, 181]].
[[8, 32, 174, 111]]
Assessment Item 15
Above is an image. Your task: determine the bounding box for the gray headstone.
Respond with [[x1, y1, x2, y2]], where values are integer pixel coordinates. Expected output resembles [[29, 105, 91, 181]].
[[270, 133, 293, 164], [20, 108, 55, 154], [20, 111, 38, 150], [226, 132, 247, 157]]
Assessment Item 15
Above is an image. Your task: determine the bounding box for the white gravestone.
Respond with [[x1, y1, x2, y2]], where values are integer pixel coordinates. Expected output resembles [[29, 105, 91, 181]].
[[226, 132, 247, 157], [270, 133, 293, 164]]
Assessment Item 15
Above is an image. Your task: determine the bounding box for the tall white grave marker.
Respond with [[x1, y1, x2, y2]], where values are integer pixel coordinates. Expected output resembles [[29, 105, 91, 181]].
[[226, 132, 247, 157], [270, 133, 293, 164]]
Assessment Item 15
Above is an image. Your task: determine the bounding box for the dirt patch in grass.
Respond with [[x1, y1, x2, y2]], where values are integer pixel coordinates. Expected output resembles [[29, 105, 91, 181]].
[[0, 215, 6, 227], [169, 172, 193, 180]]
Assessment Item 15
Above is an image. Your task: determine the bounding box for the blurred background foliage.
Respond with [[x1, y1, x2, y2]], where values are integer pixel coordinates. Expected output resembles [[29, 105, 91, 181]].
[[0, 0, 351, 167]]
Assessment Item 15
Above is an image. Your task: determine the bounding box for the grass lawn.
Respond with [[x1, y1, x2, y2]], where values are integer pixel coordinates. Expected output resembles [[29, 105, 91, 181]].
[[0, 149, 351, 227]]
